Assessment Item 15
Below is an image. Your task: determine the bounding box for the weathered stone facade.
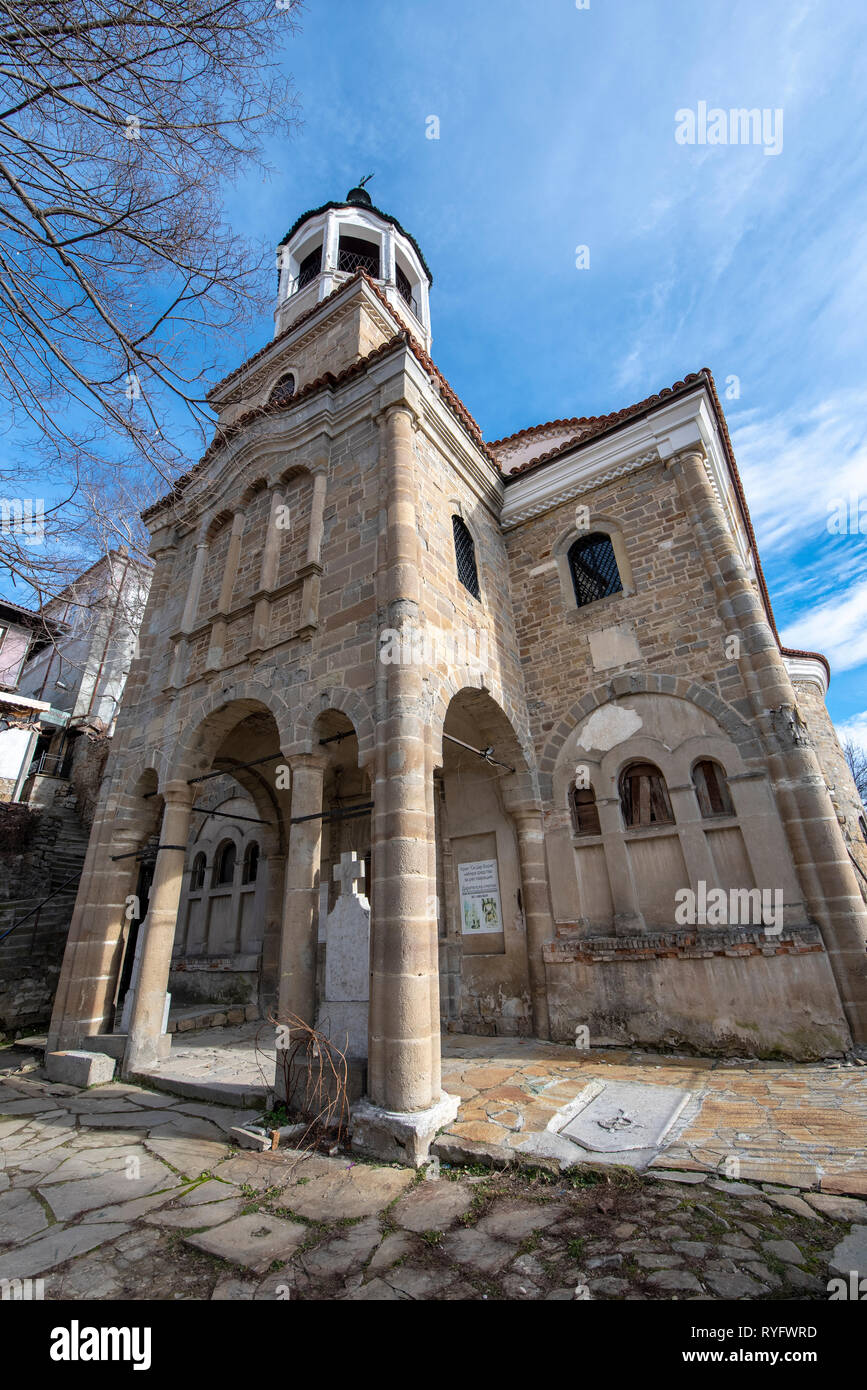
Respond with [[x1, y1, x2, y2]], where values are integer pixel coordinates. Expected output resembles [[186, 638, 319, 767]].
[[48, 192, 867, 1162]]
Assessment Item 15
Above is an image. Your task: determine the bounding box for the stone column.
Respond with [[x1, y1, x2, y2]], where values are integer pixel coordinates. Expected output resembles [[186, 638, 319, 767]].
[[207, 509, 245, 669], [250, 486, 284, 653], [512, 808, 554, 1037], [596, 797, 646, 934], [298, 469, 328, 637], [47, 817, 142, 1051], [368, 404, 440, 1115], [277, 755, 326, 1027], [669, 448, 867, 1040], [667, 786, 719, 906], [124, 780, 194, 1073]]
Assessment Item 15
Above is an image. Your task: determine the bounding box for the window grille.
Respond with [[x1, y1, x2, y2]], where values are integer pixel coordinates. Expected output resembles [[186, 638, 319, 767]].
[[337, 235, 380, 278], [452, 515, 481, 600], [269, 374, 296, 406], [568, 532, 623, 608], [297, 246, 322, 290]]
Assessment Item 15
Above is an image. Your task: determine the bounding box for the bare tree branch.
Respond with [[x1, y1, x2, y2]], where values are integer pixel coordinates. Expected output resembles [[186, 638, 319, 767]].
[[0, 0, 303, 602]]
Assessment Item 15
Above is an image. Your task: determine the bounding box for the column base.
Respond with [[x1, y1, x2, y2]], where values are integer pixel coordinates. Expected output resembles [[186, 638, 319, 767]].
[[122, 1033, 173, 1077], [350, 1092, 460, 1168]]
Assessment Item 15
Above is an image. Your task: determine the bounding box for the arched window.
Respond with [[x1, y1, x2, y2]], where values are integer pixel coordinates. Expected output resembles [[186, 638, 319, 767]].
[[242, 841, 260, 885], [620, 761, 675, 829], [190, 852, 206, 892], [213, 840, 236, 887], [296, 245, 322, 290], [693, 759, 734, 818], [269, 373, 296, 406], [570, 784, 601, 836], [396, 263, 414, 309], [452, 515, 480, 600], [568, 532, 623, 609]]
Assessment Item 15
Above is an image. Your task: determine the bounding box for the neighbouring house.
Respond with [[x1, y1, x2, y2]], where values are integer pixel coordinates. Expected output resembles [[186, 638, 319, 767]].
[[0, 550, 152, 1038]]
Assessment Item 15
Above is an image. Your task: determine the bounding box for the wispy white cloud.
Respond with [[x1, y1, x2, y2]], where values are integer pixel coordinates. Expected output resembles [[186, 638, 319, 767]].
[[782, 578, 867, 674], [835, 711, 867, 756]]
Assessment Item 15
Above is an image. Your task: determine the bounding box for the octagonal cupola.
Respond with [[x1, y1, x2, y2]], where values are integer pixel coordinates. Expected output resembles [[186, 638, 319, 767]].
[[274, 180, 433, 351]]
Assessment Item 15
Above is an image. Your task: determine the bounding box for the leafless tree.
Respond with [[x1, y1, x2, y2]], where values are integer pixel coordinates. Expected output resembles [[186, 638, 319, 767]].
[[843, 736, 867, 807], [0, 0, 303, 601]]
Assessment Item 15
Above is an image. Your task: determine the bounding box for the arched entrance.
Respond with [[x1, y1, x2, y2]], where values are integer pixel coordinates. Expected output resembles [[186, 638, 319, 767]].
[[435, 687, 552, 1041]]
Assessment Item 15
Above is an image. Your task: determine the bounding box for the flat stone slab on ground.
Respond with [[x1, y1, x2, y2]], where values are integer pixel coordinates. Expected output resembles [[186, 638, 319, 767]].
[[39, 1157, 174, 1221], [391, 1180, 473, 1232], [0, 1223, 130, 1280], [476, 1201, 568, 1243], [805, 1193, 867, 1222], [557, 1080, 691, 1154], [440, 1227, 513, 1274], [184, 1212, 309, 1273], [144, 1135, 231, 1179], [280, 1164, 414, 1222], [145, 1198, 244, 1230], [829, 1225, 867, 1278], [0, 1188, 50, 1243]]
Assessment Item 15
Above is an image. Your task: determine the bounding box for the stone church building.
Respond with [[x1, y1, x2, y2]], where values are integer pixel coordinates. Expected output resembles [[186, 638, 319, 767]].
[[48, 186, 867, 1162]]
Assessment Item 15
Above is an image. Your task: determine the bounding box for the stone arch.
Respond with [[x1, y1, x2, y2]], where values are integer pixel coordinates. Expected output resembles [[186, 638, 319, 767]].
[[428, 668, 535, 783], [239, 476, 269, 508], [538, 670, 762, 802], [430, 673, 538, 809], [287, 685, 376, 768], [168, 683, 292, 786]]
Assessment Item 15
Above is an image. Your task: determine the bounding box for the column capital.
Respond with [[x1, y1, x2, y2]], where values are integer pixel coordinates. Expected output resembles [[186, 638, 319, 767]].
[[288, 751, 329, 774], [163, 778, 195, 807], [376, 399, 422, 432]]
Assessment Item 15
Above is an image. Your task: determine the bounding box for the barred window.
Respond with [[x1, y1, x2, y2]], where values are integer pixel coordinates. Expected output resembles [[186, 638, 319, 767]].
[[338, 234, 380, 277], [269, 373, 296, 406], [568, 532, 623, 608], [620, 761, 675, 828], [693, 759, 734, 818], [452, 515, 481, 600], [396, 263, 413, 307], [297, 245, 322, 290], [570, 785, 601, 836]]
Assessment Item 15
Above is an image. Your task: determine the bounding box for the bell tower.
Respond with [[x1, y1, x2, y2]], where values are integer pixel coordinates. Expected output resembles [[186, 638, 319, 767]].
[[274, 179, 433, 352]]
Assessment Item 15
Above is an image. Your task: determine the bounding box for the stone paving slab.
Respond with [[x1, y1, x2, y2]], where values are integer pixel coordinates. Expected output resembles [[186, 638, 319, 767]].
[[438, 1035, 867, 1184], [185, 1212, 309, 1273]]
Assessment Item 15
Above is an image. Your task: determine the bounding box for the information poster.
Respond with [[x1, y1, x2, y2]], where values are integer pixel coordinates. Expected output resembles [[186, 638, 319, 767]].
[[458, 858, 503, 934]]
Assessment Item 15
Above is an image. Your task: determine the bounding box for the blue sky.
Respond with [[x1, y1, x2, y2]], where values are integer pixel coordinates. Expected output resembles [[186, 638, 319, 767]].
[[213, 0, 867, 739]]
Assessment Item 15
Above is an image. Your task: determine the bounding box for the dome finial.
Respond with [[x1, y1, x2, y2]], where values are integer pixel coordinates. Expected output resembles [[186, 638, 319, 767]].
[[346, 173, 374, 207]]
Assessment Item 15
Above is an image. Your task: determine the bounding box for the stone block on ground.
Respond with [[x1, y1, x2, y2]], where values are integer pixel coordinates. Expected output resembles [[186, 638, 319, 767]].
[[46, 1050, 115, 1088]]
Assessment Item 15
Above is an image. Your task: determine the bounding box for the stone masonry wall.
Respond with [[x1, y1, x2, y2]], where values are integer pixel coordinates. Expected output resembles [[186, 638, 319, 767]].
[[504, 458, 762, 780]]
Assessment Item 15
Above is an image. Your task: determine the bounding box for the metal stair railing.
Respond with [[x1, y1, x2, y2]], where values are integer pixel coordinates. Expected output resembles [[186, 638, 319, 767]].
[[0, 872, 80, 946]]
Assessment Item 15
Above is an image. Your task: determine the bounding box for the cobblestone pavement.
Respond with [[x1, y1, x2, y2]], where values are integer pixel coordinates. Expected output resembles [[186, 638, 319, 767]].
[[2, 1044, 866, 1301]]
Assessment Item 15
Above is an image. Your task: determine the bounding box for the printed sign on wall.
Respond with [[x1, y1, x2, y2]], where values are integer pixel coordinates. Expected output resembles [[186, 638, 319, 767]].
[[458, 858, 503, 934]]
